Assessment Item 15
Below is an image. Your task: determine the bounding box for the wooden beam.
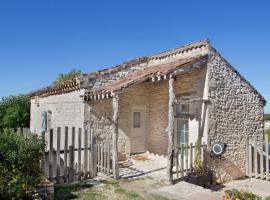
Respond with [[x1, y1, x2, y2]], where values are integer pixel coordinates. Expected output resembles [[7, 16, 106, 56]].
[[167, 75, 175, 184], [112, 93, 120, 179]]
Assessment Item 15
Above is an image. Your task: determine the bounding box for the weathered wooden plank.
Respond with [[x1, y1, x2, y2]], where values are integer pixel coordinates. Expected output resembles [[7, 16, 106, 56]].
[[101, 141, 104, 173], [254, 137, 258, 178], [248, 136, 252, 177], [167, 76, 175, 184], [56, 127, 61, 183], [176, 146, 179, 179], [84, 127, 88, 178], [245, 136, 249, 177], [190, 143, 193, 172], [90, 129, 95, 178], [266, 133, 269, 181], [181, 144, 184, 177], [97, 141, 100, 171], [185, 144, 188, 176], [49, 129, 53, 181], [72, 127, 75, 147], [69, 146, 74, 182], [78, 128, 82, 180], [260, 134, 264, 178], [107, 142, 110, 175], [112, 93, 119, 179], [64, 126, 68, 182]]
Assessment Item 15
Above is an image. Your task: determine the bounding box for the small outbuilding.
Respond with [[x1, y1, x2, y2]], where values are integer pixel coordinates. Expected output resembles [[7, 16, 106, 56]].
[[30, 39, 266, 182]]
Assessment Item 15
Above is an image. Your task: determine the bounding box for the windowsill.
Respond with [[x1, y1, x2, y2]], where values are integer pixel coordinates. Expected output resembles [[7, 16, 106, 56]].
[[174, 114, 196, 118]]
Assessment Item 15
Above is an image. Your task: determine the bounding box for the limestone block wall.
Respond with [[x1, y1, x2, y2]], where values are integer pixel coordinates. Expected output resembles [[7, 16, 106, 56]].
[[30, 90, 85, 134], [207, 49, 264, 182]]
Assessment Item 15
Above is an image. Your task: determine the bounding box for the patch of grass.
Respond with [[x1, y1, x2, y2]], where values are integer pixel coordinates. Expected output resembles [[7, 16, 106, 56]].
[[54, 184, 93, 200], [147, 194, 172, 200], [124, 190, 142, 199]]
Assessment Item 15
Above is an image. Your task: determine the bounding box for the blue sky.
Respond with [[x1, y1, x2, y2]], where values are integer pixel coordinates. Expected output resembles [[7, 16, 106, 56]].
[[0, 1, 269, 112]]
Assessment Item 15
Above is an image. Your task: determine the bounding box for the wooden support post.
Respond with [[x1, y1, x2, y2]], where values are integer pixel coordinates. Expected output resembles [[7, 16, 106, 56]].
[[56, 127, 61, 183], [167, 75, 175, 184], [78, 128, 82, 180], [49, 129, 53, 181], [112, 93, 119, 179]]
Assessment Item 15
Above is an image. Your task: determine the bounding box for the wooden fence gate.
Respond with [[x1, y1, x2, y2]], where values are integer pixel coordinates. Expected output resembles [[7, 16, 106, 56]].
[[246, 134, 270, 181], [40, 126, 113, 183], [173, 142, 207, 179]]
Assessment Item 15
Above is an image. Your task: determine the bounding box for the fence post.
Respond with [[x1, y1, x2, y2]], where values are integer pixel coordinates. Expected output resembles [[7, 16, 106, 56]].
[[49, 129, 53, 181], [254, 136, 258, 178], [84, 126, 88, 178], [78, 128, 82, 180], [266, 133, 269, 181], [56, 127, 61, 183], [260, 134, 264, 178], [190, 143, 193, 173], [64, 126, 68, 182], [180, 144, 184, 177], [90, 129, 95, 178], [69, 146, 74, 182], [245, 136, 250, 177]]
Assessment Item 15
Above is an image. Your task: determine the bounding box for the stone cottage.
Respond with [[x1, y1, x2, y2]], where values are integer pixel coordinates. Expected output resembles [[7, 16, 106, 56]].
[[30, 39, 266, 182]]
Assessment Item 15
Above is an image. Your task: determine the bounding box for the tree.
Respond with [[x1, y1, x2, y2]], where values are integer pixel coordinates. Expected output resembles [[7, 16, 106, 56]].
[[53, 69, 82, 85], [0, 95, 30, 131]]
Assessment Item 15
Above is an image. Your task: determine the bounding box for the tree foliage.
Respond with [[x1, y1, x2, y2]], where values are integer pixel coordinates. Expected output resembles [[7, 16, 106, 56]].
[[53, 69, 82, 85], [0, 95, 30, 131], [0, 129, 45, 199]]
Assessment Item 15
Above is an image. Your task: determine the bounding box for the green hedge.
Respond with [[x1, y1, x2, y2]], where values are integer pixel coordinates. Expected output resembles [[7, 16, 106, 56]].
[[0, 129, 45, 199]]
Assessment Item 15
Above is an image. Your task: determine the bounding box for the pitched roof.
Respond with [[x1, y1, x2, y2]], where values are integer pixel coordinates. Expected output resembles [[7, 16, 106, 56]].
[[29, 39, 210, 98], [89, 55, 207, 94]]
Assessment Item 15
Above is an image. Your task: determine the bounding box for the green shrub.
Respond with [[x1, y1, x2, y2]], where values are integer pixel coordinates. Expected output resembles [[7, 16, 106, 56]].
[[224, 188, 262, 200], [0, 94, 30, 131], [0, 129, 45, 199]]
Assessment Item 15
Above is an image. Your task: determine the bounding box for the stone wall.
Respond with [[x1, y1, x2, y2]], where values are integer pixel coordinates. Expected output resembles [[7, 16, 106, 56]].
[[207, 49, 265, 182]]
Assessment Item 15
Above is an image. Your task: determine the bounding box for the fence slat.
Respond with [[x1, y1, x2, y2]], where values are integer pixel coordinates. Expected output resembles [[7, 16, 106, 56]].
[[78, 128, 82, 180], [248, 136, 252, 177], [56, 127, 61, 183], [49, 129, 53, 181], [69, 146, 74, 182], [185, 144, 188, 176], [245, 136, 249, 177], [260, 134, 264, 178], [266, 133, 269, 181], [254, 137, 258, 178], [180, 144, 184, 177], [84, 127, 88, 178], [64, 126, 68, 182], [101, 142, 104, 173], [107, 142, 111, 176], [176, 145, 179, 178], [190, 143, 193, 173]]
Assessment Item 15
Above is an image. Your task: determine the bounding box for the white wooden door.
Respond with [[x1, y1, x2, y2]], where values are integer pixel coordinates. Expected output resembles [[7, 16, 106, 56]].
[[130, 106, 146, 153]]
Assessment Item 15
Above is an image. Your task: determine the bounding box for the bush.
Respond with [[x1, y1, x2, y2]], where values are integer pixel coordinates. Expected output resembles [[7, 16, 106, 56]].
[[224, 188, 262, 200], [0, 94, 30, 131], [0, 129, 45, 199]]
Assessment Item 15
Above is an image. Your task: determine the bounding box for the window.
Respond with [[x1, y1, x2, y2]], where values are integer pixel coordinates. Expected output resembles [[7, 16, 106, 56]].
[[176, 118, 189, 144], [133, 112, 141, 128], [176, 103, 189, 115]]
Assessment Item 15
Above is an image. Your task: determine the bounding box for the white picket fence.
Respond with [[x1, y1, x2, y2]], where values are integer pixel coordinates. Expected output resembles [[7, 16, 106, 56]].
[[246, 134, 270, 181]]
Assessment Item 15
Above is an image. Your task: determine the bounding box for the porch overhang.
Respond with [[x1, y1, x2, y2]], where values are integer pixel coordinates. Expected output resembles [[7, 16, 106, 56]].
[[83, 55, 208, 101]]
